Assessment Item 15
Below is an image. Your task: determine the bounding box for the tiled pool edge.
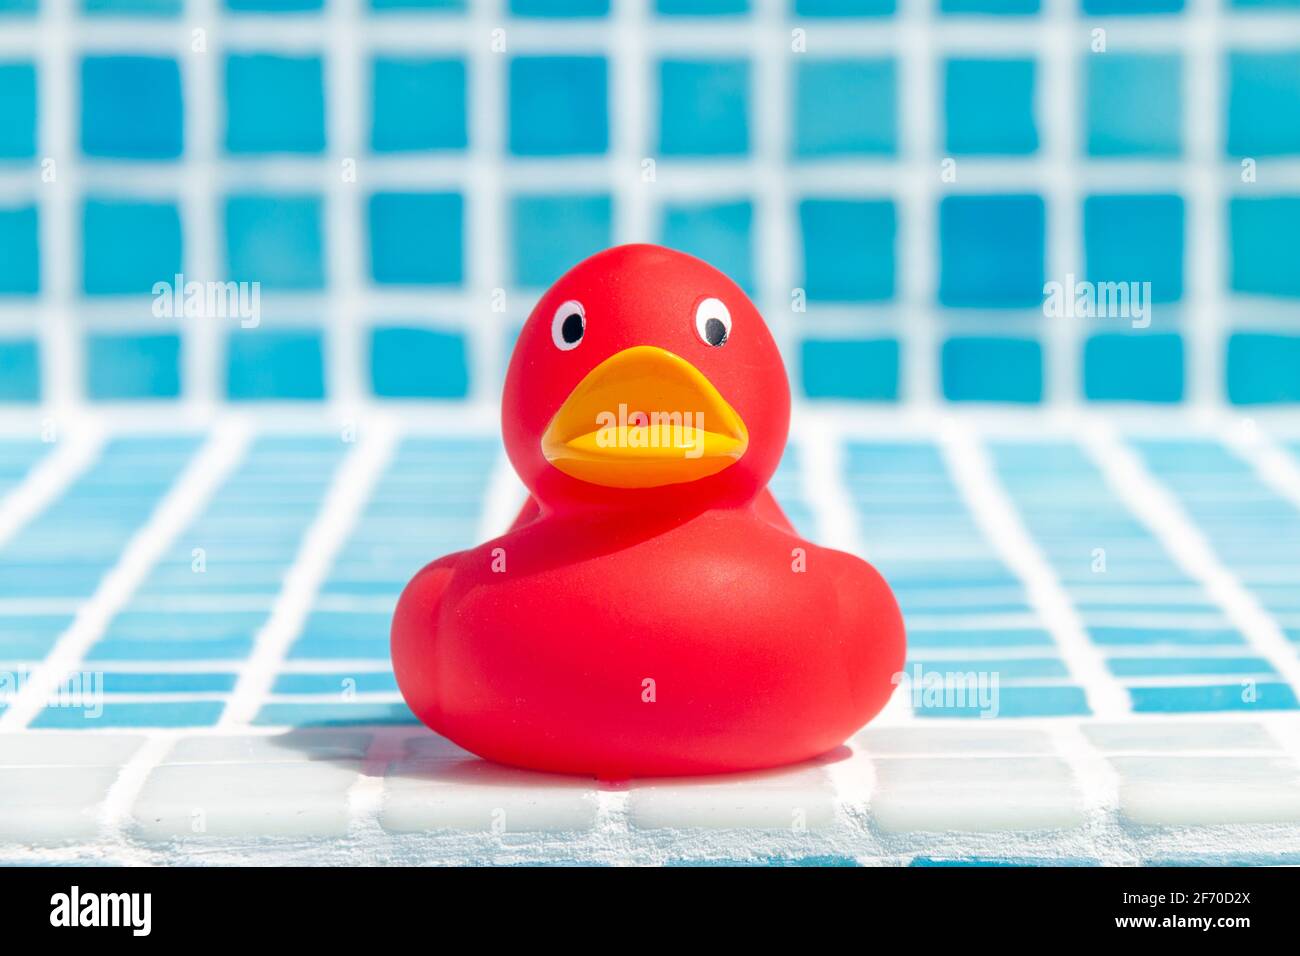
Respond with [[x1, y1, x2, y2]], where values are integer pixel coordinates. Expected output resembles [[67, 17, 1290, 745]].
[[2, 718, 1299, 866]]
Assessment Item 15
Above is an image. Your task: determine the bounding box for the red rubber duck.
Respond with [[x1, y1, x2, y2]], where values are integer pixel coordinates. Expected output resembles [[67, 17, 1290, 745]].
[[392, 245, 904, 777]]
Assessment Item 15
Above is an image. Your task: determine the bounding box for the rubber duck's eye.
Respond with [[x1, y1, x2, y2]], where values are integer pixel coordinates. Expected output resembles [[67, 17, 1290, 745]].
[[694, 297, 731, 347], [551, 300, 585, 351]]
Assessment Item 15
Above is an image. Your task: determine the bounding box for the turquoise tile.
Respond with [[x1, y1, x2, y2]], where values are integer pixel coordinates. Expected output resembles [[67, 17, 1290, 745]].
[[941, 0, 1038, 10], [938, 195, 1044, 308], [369, 0, 463, 8], [31, 700, 226, 728], [1085, 53, 1181, 157], [942, 337, 1043, 403], [0, 614, 71, 659], [1108, 657, 1274, 677], [1129, 682, 1299, 713], [1227, 50, 1300, 157], [225, 328, 326, 400], [0, 338, 39, 402], [907, 629, 1055, 648], [272, 672, 398, 694], [369, 191, 463, 286], [225, 194, 325, 290], [224, 54, 325, 154], [85, 333, 181, 400], [0, 204, 38, 293], [657, 0, 746, 11], [658, 58, 749, 156], [252, 701, 418, 726], [659, 200, 753, 293], [795, 58, 896, 156], [512, 0, 608, 13], [84, 0, 183, 12], [909, 657, 1070, 679], [794, 0, 895, 14], [0, 62, 36, 159], [370, 57, 466, 153], [509, 56, 608, 156], [510, 193, 612, 289], [82, 198, 182, 295], [370, 327, 470, 398], [71, 672, 237, 693], [913, 684, 1090, 717], [945, 58, 1038, 156], [799, 199, 896, 302], [1084, 0, 1182, 11], [1083, 194, 1184, 303], [80, 55, 182, 159], [1227, 333, 1300, 405], [801, 338, 899, 401], [1083, 333, 1184, 403], [1228, 198, 1300, 298], [226, 0, 322, 9]]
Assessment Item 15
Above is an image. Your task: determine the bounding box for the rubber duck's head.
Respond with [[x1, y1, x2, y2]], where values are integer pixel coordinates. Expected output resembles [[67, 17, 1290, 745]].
[[503, 244, 791, 510]]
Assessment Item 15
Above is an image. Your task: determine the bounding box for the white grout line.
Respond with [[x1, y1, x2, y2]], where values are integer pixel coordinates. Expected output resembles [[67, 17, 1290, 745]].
[[346, 727, 408, 837], [326, 0, 367, 414], [35, 0, 77, 413], [796, 416, 864, 557], [1081, 422, 1300, 699], [897, 0, 937, 410], [1186, 0, 1225, 415], [1046, 720, 1133, 866], [1226, 421, 1300, 517], [97, 734, 176, 855], [939, 421, 1131, 718], [611, 0, 650, 245], [0, 419, 252, 730], [180, 0, 220, 413], [465, 0, 508, 407], [754, 0, 793, 366], [1042, 0, 1081, 410], [0, 424, 104, 551], [219, 417, 399, 728]]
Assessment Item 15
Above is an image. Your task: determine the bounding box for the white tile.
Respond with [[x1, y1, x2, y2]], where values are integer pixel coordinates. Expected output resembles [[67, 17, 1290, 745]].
[[628, 765, 837, 831], [1083, 722, 1278, 753], [379, 757, 598, 834], [1110, 755, 1300, 826], [132, 760, 363, 840], [0, 733, 144, 768], [162, 731, 372, 765], [0, 766, 121, 845], [856, 726, 1056, 757], [871, 757, 1085, 833]]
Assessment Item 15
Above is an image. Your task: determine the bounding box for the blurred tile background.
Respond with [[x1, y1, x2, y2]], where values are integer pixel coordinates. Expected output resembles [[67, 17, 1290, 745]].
[[0, 0, 1297, 408]]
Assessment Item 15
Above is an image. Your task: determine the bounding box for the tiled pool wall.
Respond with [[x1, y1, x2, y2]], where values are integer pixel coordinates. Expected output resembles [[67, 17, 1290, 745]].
[[0, 1, 1298, 407], [3, 425, 1300, 728]]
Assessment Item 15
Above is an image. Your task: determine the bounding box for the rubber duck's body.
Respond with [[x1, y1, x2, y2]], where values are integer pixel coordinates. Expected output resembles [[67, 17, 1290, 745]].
[[392, 245, 904, 777]]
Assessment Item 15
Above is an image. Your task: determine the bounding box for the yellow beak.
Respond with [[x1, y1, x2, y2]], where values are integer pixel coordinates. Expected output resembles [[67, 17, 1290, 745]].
[[541, 346, 749, 489]]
